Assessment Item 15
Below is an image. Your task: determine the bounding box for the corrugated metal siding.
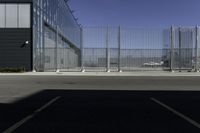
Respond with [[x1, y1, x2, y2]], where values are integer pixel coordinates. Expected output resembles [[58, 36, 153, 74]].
[[0, 28, 32, 71]]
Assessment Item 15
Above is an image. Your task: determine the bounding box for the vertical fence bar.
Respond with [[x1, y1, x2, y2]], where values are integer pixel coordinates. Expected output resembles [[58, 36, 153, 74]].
[[179, 27, 182, 71], [106, 26, 110, 72], [195, 26, 199, 72], [41, 30, 44, 71], [32, 26, 36, 72], [170, 26, 174, 72], [190, 29, 193, 70], [55, 26, 59, 72], [40, 0, 45, 71], [118, 26, 122, 72], [80, 27, 85, 72]]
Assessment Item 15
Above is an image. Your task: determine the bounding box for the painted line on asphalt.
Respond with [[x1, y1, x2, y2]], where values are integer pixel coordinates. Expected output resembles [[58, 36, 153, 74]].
[[151, 97, 200, 129], [3, 96, 61, 133]]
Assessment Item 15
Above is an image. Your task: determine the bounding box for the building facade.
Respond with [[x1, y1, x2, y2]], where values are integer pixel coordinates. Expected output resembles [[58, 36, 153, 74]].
[[0, 0, 81, 71]]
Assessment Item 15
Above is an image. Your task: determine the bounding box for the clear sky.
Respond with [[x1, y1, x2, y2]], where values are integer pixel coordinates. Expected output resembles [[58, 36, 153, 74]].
[[69, 0, 200, 27]]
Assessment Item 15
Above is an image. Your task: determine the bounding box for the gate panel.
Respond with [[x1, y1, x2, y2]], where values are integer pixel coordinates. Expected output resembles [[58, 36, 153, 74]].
[[82, 27, 107, 71], [172, 28, 195, 70], [120, 28, 169, 71], [82, 27, 171, 71]]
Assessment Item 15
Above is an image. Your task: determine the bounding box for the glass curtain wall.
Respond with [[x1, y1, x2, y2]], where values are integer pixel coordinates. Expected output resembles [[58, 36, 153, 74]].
[[33, 0, 81, 71]]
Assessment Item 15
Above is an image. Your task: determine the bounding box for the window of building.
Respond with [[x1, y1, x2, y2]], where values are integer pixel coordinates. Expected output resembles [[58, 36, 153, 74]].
[[0, 4, 5, 27], [19, 4, 30, 28], [0, 3, 30, 28], [6, 4, 18, 28]]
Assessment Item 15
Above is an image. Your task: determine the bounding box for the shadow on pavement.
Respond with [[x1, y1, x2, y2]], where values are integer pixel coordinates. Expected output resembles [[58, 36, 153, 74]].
[[0, 90, 200, 133]]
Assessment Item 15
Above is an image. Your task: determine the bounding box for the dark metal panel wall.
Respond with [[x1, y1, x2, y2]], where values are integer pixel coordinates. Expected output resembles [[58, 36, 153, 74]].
[[0, 28, 32, 71]]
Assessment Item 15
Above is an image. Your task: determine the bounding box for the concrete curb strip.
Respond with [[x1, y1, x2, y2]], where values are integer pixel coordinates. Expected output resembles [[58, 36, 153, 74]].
[[0, 72, 200, 76]]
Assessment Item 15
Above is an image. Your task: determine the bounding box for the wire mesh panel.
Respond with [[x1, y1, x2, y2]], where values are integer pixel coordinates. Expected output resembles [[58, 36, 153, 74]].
[[83, 48, 107, 71], [82, 27, 108, 71], [34, 48, 45, 71], [44, 48, 56, 71], [34, 48, 80, 72], [198, 48, 200, 70], [82, 27, 171, 71], [108, 27, 119, 71], [196, 27, 200, 71], [33, 26, 200, 72], [110, 48, 119, 71], [120, 28, 170, 71], [172, 27, 195, 70], [120, 49, 168, 71], [58, 48, 80, 72]]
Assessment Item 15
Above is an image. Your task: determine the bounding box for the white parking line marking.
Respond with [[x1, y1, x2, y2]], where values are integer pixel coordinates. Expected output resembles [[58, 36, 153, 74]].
[[3, 96, 61, 133], [151, 97, 200, 129]]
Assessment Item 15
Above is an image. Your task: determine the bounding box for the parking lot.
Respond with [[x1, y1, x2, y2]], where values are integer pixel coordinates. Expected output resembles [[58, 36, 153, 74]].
[[0, 75, 200, 132]]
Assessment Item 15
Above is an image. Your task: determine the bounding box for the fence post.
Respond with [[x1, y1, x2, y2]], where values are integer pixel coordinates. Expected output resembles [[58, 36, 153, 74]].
[[170, 26, 174, 72], [179, 27, 182, 72], [106, 26, 110, 72], [40, 1, 45, 72], [118, 26, 122, 72], [195, 26, 199, 72], [55, 26, 59, 72], [80, 27, 85, 72], [32, 26, 36, 72]]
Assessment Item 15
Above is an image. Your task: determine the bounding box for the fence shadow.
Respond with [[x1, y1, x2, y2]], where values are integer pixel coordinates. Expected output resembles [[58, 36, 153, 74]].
[[0, 90, 200, 133]]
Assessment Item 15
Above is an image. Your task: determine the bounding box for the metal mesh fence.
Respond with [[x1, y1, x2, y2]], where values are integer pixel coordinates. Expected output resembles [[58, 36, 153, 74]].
[[34, 48, 80, 72], [34, 26, 200, 72], [82, 48, 107, 71], [172, 27, 196, 70], [120, 49, 170, 71], [82, 27, 171, 72], [57, 48, 80, 71]]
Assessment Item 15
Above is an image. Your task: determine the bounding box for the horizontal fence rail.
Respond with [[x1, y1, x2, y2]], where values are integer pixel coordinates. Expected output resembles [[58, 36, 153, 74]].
[[33, 26, 200, 72]]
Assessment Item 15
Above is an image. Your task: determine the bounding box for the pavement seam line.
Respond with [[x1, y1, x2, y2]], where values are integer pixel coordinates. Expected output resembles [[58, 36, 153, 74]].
[[2, 96, 61, 133], [150, 97, 200, 129]]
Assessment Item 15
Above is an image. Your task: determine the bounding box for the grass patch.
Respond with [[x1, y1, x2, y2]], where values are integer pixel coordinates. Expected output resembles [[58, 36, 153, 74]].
[[0, 67, 26, 73]]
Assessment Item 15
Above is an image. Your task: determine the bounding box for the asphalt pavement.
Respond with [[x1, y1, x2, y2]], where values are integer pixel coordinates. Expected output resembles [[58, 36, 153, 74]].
[[0, 75, 200, 132]]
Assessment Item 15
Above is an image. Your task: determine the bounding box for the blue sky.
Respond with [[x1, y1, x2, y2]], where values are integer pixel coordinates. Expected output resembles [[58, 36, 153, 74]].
[[69, 0, 200, 27]]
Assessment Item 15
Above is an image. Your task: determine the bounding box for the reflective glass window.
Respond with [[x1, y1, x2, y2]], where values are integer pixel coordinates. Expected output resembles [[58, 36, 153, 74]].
[[0, 4, 5, 28], [6, 4, 18, 28], [19, 4, 30, 28]]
